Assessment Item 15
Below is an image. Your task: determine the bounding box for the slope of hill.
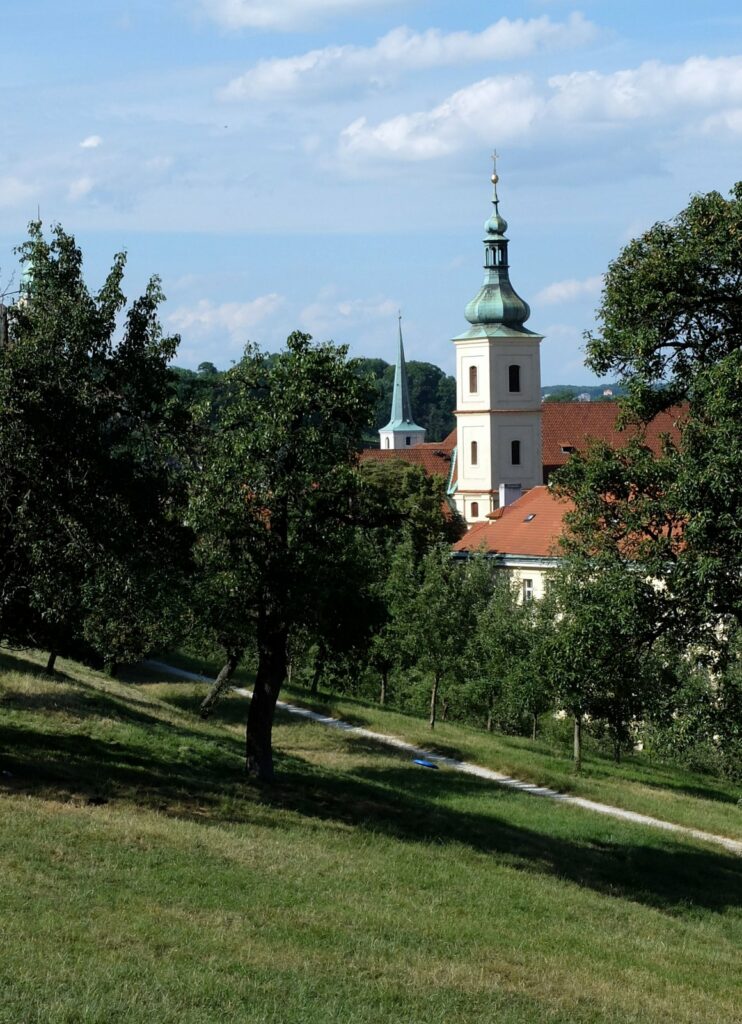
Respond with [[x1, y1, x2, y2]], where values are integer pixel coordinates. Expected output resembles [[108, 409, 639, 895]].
[[1, 650, 740, 1024]]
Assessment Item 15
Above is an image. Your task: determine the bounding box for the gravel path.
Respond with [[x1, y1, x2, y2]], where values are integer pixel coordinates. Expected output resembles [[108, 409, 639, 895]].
[[145, 659, 742, 857]]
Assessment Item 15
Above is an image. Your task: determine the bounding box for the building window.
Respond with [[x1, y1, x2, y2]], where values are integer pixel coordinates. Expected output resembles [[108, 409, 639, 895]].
[[405, 436, 411, 446], [471, 501, 479, 518], [384, 437, 390, 449], [508, 364, 520, 393], [511, 439, 521, 465], [471, 440, 478, 466], [469, 365, 478, 393], [522, 578, 534, 602]]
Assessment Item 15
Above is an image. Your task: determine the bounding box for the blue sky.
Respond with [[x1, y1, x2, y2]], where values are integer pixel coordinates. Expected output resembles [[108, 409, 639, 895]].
[[2, 0, 741, 383]]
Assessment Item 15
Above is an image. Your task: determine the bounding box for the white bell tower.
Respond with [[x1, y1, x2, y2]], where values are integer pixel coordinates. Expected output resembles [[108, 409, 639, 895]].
[[453, 157, 543, 525]]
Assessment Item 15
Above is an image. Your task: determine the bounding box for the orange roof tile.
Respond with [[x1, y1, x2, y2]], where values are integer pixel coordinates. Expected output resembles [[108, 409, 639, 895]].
[[453, 486, 574, 558], [541, 402, 685, 470], [359, 443, 452, 478]]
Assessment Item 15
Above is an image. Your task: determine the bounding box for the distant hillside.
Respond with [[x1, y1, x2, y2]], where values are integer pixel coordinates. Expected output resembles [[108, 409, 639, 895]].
[[541, 383, 626, 402]]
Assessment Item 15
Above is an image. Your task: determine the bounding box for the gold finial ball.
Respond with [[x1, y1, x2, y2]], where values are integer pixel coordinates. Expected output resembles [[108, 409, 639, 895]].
[[491, 173, 499, 184]]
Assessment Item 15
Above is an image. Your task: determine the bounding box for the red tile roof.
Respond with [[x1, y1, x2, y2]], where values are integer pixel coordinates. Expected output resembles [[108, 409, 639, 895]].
[[453, 486, 574, 558], [361, 404, 685, 484], [541, 402, 684, 471], [359, 440, 454, 479]]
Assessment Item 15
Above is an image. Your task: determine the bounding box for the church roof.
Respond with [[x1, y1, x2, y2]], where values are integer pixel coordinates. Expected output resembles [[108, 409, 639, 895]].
[[541, 402, 685, 471], [452, 486, 574, 558], [362, 404, 684, 481]]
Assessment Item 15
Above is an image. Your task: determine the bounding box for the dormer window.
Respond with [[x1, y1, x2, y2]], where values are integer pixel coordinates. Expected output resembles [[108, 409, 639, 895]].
[[469, 365, 478, 394], [508, 364, 520, 393], [560, 444, 576, 454]]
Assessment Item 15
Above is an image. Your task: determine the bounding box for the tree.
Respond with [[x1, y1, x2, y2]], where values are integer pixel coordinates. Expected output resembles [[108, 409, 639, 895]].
[[189, 332, 375, 780], [468, 577, 544, 736], [536, 556, 674, 767], [404, 549, 492, 729], [0, 223, 191, 669], [561, 183, 742, 646]]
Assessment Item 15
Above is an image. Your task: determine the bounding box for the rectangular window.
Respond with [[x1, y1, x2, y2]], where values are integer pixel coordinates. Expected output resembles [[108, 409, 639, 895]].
[[405, 436, 411, 446], [522, 578, 534, 602], [471, 440, 478, 466], [508, 364, 521, 393], [469, 365, 478, 393], [511, 439, 521, 465], [470, 501, 479, 518]]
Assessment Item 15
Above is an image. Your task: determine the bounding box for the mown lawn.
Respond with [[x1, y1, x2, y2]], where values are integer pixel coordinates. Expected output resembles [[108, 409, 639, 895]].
[[165, 647, 742, 843], [0, 648, 741, 1024]]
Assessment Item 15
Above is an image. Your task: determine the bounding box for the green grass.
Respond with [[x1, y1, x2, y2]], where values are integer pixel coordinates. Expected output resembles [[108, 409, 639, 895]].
[[1, 648, 741, 1024], [166, 647, 742, 843]]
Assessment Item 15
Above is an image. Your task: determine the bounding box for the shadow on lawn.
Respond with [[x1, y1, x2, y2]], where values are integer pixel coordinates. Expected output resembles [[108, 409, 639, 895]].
[[2, 660, 740, 919]]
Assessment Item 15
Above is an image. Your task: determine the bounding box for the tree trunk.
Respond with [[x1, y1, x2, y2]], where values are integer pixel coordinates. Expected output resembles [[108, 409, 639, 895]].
[[309, 645, 325, 696], [245, 618, 288, 781], [441, 699, 448, 722], [379, 668, 387, 706], [199, 649, 243, 718], [429, 675, 439, 730], [45, 650, 57, 675], [613, 733, 622, 764], [532, 712, 538, 742], [104, 660, 118, 678], [573, 714, 582, 772], [486, 710, 493, 732]]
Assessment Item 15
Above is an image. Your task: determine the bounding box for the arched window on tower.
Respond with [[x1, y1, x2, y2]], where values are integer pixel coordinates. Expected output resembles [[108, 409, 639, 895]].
[[508, 364, 520, 393], [471, 501, 479, 518], [469, 365, 478, 393], [511, 439, 521, 466], [471, 440, 478, 466], [384, 437, 390, 449]]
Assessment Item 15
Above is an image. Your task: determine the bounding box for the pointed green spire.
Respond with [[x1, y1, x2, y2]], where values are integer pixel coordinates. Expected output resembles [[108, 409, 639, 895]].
[[379, 315, 426, 447], [382, 315, 424, 431], [464, 156, 530, 329]]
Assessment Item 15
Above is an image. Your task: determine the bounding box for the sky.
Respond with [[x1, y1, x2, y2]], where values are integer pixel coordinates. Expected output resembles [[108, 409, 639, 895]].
[[1, 1, 741, 384]]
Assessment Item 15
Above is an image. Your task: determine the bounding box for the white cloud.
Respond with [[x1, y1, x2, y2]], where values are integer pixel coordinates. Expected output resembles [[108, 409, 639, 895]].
[[339, 54, 742, 162], [341, 75, 542, 160], [0, 176, 35, 208], [221, 13, 597, 100], [300, 290, 398, 338], [80, 135, 103, 148], [548, 56, 742, 121], [67, 176, 96, 202], [168, 294, 284, 339], [200, 0, 397, 31], [536, 275, 603, 305]]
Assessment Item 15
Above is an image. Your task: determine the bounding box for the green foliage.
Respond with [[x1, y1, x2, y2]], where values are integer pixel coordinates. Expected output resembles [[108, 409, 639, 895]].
[[536, 557, 677, 762], [0, 223, 191, 666], [188, 332, 377, 775], [357, 357, 456, 442], [557, 182, 742, 651]]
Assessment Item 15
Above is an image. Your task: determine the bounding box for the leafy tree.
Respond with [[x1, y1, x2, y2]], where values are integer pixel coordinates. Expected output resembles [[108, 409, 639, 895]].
[[559, 183, 742, 647], [404, 549, 492, 729], [536, 556, 673, 767], [0, 223, 191, 669], [189, 332, 375, 779], [468, 577, 544, 735]]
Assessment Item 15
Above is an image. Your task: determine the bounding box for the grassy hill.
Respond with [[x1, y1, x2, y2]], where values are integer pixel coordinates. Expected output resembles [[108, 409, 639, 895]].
[[1, 649, 740, 1024]]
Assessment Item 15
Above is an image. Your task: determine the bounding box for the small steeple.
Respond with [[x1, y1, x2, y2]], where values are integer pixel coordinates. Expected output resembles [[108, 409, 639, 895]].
[[464, 153, 531, 329], [378, 314, 426, 450]]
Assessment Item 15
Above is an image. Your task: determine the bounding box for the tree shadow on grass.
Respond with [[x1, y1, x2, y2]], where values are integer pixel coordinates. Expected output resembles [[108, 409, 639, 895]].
[[2, 655, 740, 919], [263, 751, 742, 918]]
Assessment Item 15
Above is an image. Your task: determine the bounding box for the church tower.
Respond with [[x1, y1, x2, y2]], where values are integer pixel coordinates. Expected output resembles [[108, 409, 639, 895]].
[[379, 315, 426, 450], [453, 160, 543, 524]]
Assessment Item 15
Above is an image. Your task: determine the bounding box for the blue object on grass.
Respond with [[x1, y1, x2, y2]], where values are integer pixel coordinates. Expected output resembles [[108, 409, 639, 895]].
[[413, 758, 439, 769]]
